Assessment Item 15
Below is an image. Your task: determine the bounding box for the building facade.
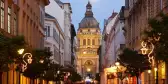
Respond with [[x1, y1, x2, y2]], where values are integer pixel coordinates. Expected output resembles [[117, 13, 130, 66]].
[[124, 0, 168, 83], [101, 9, 125, 84], [44, 13, 65, 65], [17, 0, 49, 49], [45, 0, 73, 66], [63, 3, 72, 66], [77, 2, 101, 78], [0, 0, 49, 84]]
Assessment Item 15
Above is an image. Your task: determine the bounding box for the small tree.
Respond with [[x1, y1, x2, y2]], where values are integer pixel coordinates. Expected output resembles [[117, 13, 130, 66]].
[[119, 48, 150, 84], [69, 71, 82, 83], [143, 13, 168, 62], [22, 49, 52, 83], [0, 34, 25, 84]]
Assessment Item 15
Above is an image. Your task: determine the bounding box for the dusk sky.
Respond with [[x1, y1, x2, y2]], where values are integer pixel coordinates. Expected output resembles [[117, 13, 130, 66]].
[[61, 0, 125, 31]]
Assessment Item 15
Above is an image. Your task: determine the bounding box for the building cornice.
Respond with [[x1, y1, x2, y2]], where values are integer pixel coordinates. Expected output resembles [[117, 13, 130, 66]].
[[43, 0, 50, 6]]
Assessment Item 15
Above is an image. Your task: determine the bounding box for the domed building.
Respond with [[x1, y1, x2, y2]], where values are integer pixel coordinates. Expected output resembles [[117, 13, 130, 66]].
[[76, 1, 101, 80]]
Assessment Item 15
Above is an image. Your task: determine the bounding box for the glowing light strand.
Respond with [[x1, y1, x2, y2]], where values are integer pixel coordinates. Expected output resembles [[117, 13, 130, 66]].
[[22, 53, 32, 72], [141, 41, 155, 66], [141, 41, 148, 55], [147, 43, 155, 66]]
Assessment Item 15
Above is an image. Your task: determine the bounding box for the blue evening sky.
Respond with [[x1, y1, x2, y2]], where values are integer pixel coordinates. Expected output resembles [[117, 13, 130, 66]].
[[61, 0, 125, 31]]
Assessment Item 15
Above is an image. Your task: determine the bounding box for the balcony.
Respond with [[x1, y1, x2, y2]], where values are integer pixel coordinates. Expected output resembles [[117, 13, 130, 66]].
[[79, 45, 99, 49]]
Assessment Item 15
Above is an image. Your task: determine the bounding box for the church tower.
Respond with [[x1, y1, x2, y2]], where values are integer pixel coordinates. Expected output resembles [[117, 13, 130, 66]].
[[77, 1, 101, 78]]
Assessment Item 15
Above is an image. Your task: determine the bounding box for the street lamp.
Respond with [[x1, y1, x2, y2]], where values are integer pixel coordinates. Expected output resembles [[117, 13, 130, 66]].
[[115, 62, 120, 84], [18, 49, 24, 55], [115, 62, 120, 66], [57, 70, 60, 74], [148, 70, 151, 84], [154, 67, 157, 71], [148, 70, 151, 74], [18, 49, 33, 72], [39, 59, 44, 63]]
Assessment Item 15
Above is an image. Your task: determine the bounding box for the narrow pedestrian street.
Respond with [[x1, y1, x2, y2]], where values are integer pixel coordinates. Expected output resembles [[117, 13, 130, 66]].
[[0, 0, 168, 84]]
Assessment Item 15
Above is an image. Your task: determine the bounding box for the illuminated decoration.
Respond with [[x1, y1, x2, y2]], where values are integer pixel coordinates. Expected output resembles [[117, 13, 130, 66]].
[[147, 43, 155, 65], [22, 53, 33, 72], [140, 41, 148, 55], [57, 70, 60, 74], [141, 41, 155, 66], [115, 62, 120, 66]]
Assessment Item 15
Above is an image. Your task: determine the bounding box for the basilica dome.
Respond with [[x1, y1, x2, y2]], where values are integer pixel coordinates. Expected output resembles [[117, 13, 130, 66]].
[[79, 17, 99, 28], [79, 2, 99, 28]]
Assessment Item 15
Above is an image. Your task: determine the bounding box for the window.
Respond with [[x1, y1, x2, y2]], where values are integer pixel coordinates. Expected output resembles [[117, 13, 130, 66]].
[[88, 39, 90, 45], [83, 39, 86, 45], [92, 39, 95, 45], [8, 7, 11, 33], [80, 30, 82, 33], [44, 27, 47, 39], [87, 8, 91, 11], [45, 26, 50, 37], [60, 39, 64, 49], [39, 6, 44, 26], [96, 29, 98, 32], [53, 28, 59, 42], [13, 13, 17, 35], [45, 47, 50, 52], [1, 0, 4, 29]]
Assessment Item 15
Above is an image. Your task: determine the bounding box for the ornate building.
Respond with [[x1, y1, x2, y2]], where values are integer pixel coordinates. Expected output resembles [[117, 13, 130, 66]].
[[124, 0, 168, 83], [77, 2, 101, 78]]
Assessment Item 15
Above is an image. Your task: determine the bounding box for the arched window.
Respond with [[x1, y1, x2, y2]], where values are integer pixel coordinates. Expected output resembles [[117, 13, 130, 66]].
[[92, 39, 95, 45], [88, 39, 90, 45], [83, 39, 86, 45], [96, 29, 98, 32]]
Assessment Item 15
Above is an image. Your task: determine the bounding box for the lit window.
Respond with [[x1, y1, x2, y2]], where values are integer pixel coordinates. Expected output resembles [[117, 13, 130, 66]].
[[1, 0, 4, 29], [8, 7, 11, 33]]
